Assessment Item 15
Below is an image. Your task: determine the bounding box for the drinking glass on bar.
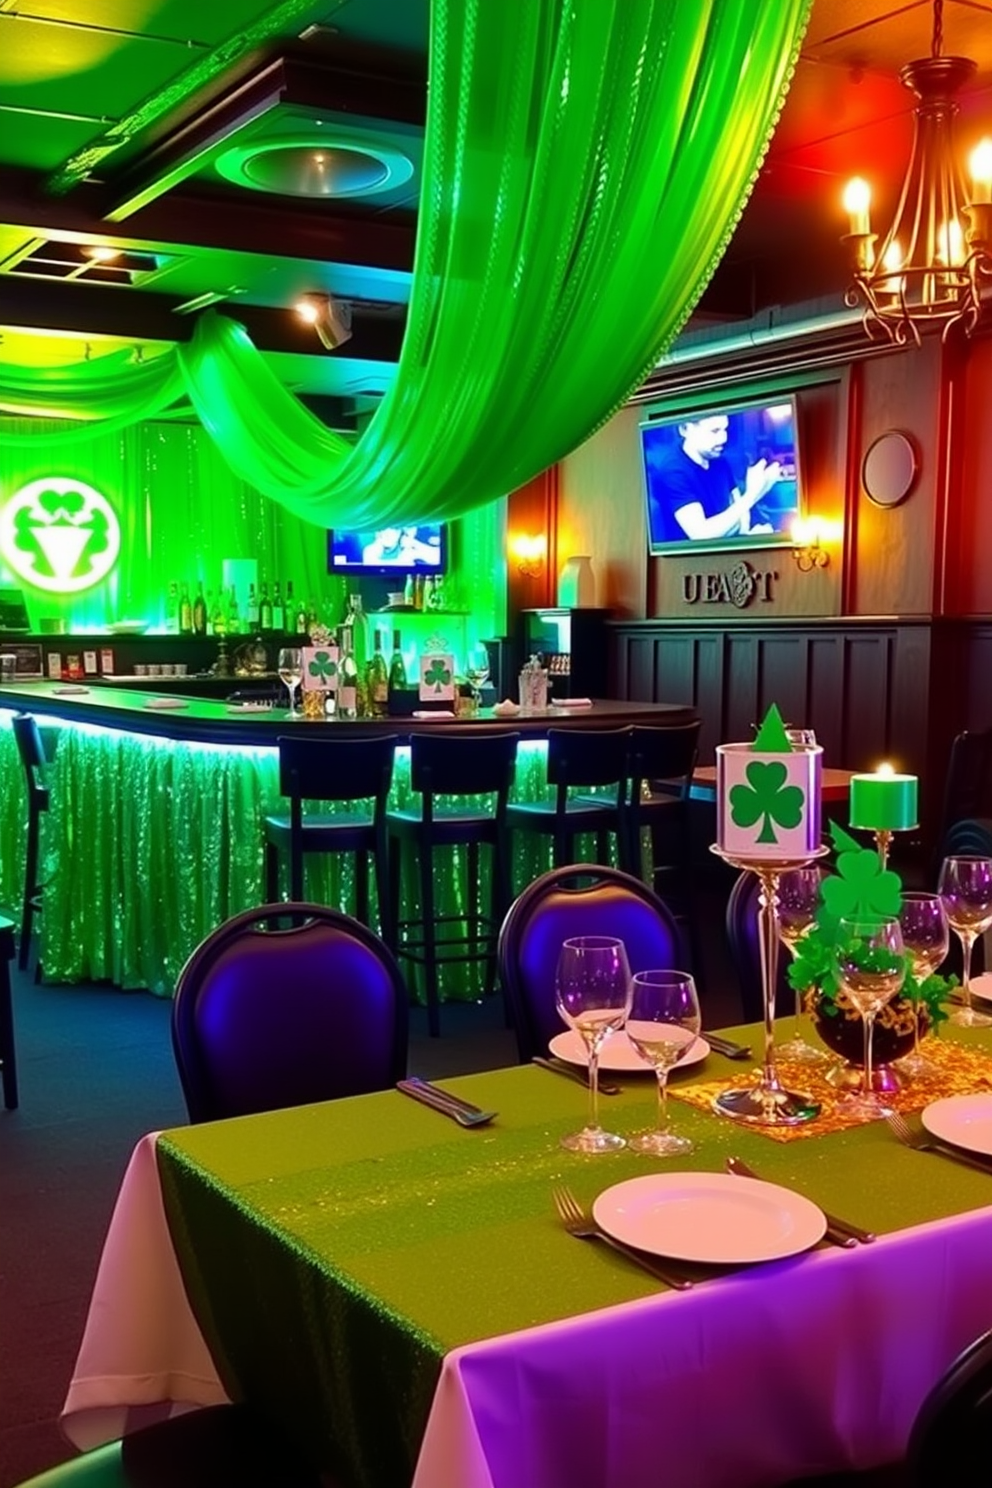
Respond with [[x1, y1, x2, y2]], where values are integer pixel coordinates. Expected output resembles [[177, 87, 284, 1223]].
[[626, 970, 701, 1156], [938, 856, 992, 1028], [277, 647, 303, 716], [554, 936, 632, 1153]]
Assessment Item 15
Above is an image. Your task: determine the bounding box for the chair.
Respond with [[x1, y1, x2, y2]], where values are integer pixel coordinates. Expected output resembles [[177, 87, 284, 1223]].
[[724, 869, 794, 1024], [0, 913, 18, 1108], [497, 862, 684, 1064], [386, 731, 519, 1038], [172, 903, 407, 1123], [930, 728, 992, 880], [623, 721, 702, 965], [263, 734, 397, 944], [906, 1325, 992, 1486], [12, 1404, 323, 1487], [506, 727, 630, 874], [11, 712, 49, 971]]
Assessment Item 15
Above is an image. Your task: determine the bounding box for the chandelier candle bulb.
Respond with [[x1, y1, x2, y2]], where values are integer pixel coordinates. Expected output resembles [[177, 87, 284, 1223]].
[[849, 765, 919, 832]]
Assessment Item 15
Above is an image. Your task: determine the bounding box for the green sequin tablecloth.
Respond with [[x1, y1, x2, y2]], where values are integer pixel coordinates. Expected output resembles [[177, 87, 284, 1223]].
[[157, 1040, 992, 1488]]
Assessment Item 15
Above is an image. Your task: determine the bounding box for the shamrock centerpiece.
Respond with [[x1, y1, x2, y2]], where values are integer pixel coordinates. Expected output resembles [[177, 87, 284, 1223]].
[[419, 650, 455, 703], [716, 703, 822, 860], [789, 821, 956, 1067], [302, 644, 339, 692]]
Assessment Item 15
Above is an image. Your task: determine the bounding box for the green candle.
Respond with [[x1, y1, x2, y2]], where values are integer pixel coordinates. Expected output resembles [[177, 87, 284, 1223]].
[[849, 766, 918, 831]]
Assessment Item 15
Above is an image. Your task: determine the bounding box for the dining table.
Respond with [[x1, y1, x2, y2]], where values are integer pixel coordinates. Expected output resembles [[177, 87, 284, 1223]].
[[62, 1023, 992, 1488]]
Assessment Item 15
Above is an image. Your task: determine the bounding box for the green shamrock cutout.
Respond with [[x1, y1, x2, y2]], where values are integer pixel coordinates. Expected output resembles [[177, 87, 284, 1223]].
[[308, 651, 338, 684], [819, 848, 902, 924], [424, 658, 451, 694], [729, 760, 804, 844]]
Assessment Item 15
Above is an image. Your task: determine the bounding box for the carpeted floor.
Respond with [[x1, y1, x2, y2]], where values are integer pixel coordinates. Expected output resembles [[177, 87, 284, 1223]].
[[0, 930, 742, 1488]]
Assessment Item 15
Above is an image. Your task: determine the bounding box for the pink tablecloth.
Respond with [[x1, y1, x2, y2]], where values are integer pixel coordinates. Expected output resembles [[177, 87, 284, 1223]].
[[63, 1132, 992, 1488]]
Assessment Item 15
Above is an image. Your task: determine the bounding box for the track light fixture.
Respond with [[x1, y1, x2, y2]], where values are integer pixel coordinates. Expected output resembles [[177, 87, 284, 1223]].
[[294, 293, 353, 350]]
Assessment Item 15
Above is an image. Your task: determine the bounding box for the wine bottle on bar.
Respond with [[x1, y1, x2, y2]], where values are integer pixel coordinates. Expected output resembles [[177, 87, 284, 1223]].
[[165, 581, 179, 634], [272, 580, 285, 632], [259, 582, 272, 632], [294, 588, 308, 635], [388, 628, 407, 697], [246, 583, 259, 628], [367, 629, 388, 717], [179, 582, 193, 635], [192, 581, 208, 636], [338, 627, 358, 718], [226, 586, 240, 635]]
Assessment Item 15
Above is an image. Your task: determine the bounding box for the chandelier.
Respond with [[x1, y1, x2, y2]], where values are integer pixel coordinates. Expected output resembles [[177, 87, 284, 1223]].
[[842, 0, 992, 345]]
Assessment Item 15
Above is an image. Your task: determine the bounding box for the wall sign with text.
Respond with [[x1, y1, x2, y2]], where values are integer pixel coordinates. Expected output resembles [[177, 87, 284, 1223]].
[[681, 560, 777, 609], [0, 477, 121, 594]]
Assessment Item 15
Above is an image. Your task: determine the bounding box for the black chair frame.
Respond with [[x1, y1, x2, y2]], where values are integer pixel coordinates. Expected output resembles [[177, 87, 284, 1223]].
[[11, 712, 50, 972], [508, 727, 630, 875]]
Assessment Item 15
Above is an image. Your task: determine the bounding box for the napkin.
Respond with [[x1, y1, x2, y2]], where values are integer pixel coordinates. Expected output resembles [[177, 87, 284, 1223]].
[[554, 697, 593, 708], [412, 710, 455, 720], [143, 698, 189, 710], [53, 685, 90, 695]]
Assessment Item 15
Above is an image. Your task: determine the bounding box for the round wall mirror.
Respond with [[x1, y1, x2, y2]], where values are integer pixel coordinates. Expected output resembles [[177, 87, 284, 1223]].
[[862, 431, 918, 508]]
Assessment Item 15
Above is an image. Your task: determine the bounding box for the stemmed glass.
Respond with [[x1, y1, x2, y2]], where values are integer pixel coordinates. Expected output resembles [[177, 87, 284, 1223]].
[[464, 645, 490, 710], [277, 647, 303, 715], [555, 936, 632, 1153], [776, 867, 827, 1064], [898, 893, 950, 1075], [626, 970, 701, 1156], [938, 856, 992, 1028], [834, 916, 907, 1120]]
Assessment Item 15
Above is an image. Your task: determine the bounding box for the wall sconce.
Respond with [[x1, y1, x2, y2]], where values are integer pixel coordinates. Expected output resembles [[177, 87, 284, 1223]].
[[508, 532, 547, 577], [790, 517, 839, 572], [294, 292, 353, 350]]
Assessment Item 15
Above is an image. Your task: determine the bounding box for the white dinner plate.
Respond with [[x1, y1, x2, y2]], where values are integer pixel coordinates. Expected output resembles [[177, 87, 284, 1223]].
[[922, 1094, 992, 1156], [965, 973, 992, 1007], [593, 1172, 826, 1265], [548, 1028, 710, 1073], [226, 703, 274, 713], [142, 698, 189, 710]]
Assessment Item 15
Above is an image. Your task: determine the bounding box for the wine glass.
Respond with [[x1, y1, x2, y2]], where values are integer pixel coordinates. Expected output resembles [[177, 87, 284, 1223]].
[[776, 867, 827, 1064], [464, 644, 490, 710], [277, 647, 303, 715], [626, 970, 701, 1156], [898, 893, 950, 1075], [834, 916, 906, 1120], [938, 856, 992, 1028], [555, 936, 632, 1153]]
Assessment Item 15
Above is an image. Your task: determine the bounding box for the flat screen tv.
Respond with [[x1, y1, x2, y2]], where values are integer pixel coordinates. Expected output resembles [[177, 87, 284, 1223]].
[[640, 394, 802, 555], [327, 522, 447, 575]]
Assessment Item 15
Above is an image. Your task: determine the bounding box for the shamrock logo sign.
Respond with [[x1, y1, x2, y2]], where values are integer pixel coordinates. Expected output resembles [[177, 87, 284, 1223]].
[[0, 476, 121, 594], [424, 658, 451, 694], [305, 649, 338, 689], [729, 760, 804, 845], [419, 651, 455, 702]]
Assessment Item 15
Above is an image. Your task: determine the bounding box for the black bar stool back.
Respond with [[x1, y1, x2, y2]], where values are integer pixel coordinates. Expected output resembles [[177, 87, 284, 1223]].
[[387, 730, 519, 1036], [507, 726, 630, 875], [624, 721, 702, 970], [11, 712, 49, 973], [264, 734, 398, 945]]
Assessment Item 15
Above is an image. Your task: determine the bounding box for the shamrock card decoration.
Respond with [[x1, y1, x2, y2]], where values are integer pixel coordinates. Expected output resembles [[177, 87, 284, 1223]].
[[419, 651, 455, 702], [716, 703, 822, 859], [302, 644, 339, 692]]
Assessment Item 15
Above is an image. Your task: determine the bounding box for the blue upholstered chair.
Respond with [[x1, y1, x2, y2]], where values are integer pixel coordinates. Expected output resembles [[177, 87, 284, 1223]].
[[11, 1404, 324, 1487], [497, 863, 684, 1064], [171, 903, 407, 1123]]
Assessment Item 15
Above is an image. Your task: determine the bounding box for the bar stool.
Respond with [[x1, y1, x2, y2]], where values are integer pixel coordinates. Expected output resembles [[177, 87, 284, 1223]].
[[506, 727, 629, 877], [263, 734, 398, 944], [0, 913, 18, 1108], [623, 721, 703, 970], [11, 713, 49, 973], [386, 730, 519, 1037]]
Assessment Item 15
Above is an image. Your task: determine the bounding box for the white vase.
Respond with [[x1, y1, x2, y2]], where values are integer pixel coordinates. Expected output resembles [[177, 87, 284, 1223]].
[[557, 555, 595, 607]]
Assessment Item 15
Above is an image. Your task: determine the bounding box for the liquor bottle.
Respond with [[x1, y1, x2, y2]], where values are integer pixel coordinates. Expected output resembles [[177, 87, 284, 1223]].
[[414, 573, 424, 611], [294, 587, 308, 634], [165, 581, 179, 634], [209, 590, 225, 636], [179, 582, 193, 636], [403, 572, 415, 607], [271, 580, 285, 632], [338, 626, 358, 718], [422, 574, 434, 611], [366, 629, 389, 718], [259, 582, 273, 632], [341, 592, 370, 679], [246, 583, 260, 628], [192, 581, 208, 636], [428, 574, 444, 610], [226, 586, 240, 635], [388, 628, 408, 695]]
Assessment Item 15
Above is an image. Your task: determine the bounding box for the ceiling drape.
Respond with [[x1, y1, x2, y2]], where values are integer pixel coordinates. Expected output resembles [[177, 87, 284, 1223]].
[[0, 0, 812, 528]]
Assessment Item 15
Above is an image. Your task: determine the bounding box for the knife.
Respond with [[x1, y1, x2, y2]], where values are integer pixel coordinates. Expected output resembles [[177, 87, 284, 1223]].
[[726, 1156, 874, 1246], [532, 1056, 622, 1095], [705, 1033, 753, 1061]]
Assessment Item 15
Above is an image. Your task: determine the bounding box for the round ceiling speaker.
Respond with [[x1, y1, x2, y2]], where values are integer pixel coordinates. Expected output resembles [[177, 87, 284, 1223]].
[[215, 136, 414, 199]]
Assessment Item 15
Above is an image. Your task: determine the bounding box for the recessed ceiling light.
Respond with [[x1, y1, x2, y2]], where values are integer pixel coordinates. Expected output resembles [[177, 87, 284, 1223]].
[[215, 134, 413, 199]]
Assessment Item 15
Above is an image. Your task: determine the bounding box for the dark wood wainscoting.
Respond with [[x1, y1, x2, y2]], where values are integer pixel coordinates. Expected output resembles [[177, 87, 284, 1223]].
[[609, 617, 992, 853]]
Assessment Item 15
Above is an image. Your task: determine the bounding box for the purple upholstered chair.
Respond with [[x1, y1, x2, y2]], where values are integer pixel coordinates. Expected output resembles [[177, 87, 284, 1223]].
[[497, 863, 684, 1064], [172, 903, 408, 1123]]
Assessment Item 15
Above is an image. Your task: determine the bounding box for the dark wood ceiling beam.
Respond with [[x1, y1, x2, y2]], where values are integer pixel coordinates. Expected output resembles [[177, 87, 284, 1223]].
[[0, 279, 406, 362], [1, 168, 416, 277]]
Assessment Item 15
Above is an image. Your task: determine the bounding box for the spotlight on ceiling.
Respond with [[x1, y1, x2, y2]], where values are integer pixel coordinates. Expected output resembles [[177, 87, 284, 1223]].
[[294, 293, 353, 351], [83, 244, 121, 263]]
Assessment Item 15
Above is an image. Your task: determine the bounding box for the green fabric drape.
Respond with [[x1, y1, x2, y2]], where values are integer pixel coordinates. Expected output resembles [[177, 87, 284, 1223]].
[[0, 0, 812, 527], [0, 350, 184, 442]]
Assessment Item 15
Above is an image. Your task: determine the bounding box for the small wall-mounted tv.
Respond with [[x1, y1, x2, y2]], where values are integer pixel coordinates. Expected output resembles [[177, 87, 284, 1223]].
[[640, 394, 802, 555], [327, 522, 447, 574]]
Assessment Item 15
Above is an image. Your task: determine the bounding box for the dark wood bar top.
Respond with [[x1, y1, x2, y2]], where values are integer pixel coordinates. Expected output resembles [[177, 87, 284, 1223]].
[[0, 682, 697, 747]]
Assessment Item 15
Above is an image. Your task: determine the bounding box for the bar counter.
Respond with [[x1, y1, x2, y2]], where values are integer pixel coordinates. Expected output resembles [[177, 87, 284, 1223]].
[[0, 684, 696, 996]]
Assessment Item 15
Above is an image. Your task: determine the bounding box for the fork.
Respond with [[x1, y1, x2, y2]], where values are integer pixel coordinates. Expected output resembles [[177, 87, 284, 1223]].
[[396, 1079, 497, 1127], [551, 1184, 693, 1290], [886, 1111, 992, 1175]]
